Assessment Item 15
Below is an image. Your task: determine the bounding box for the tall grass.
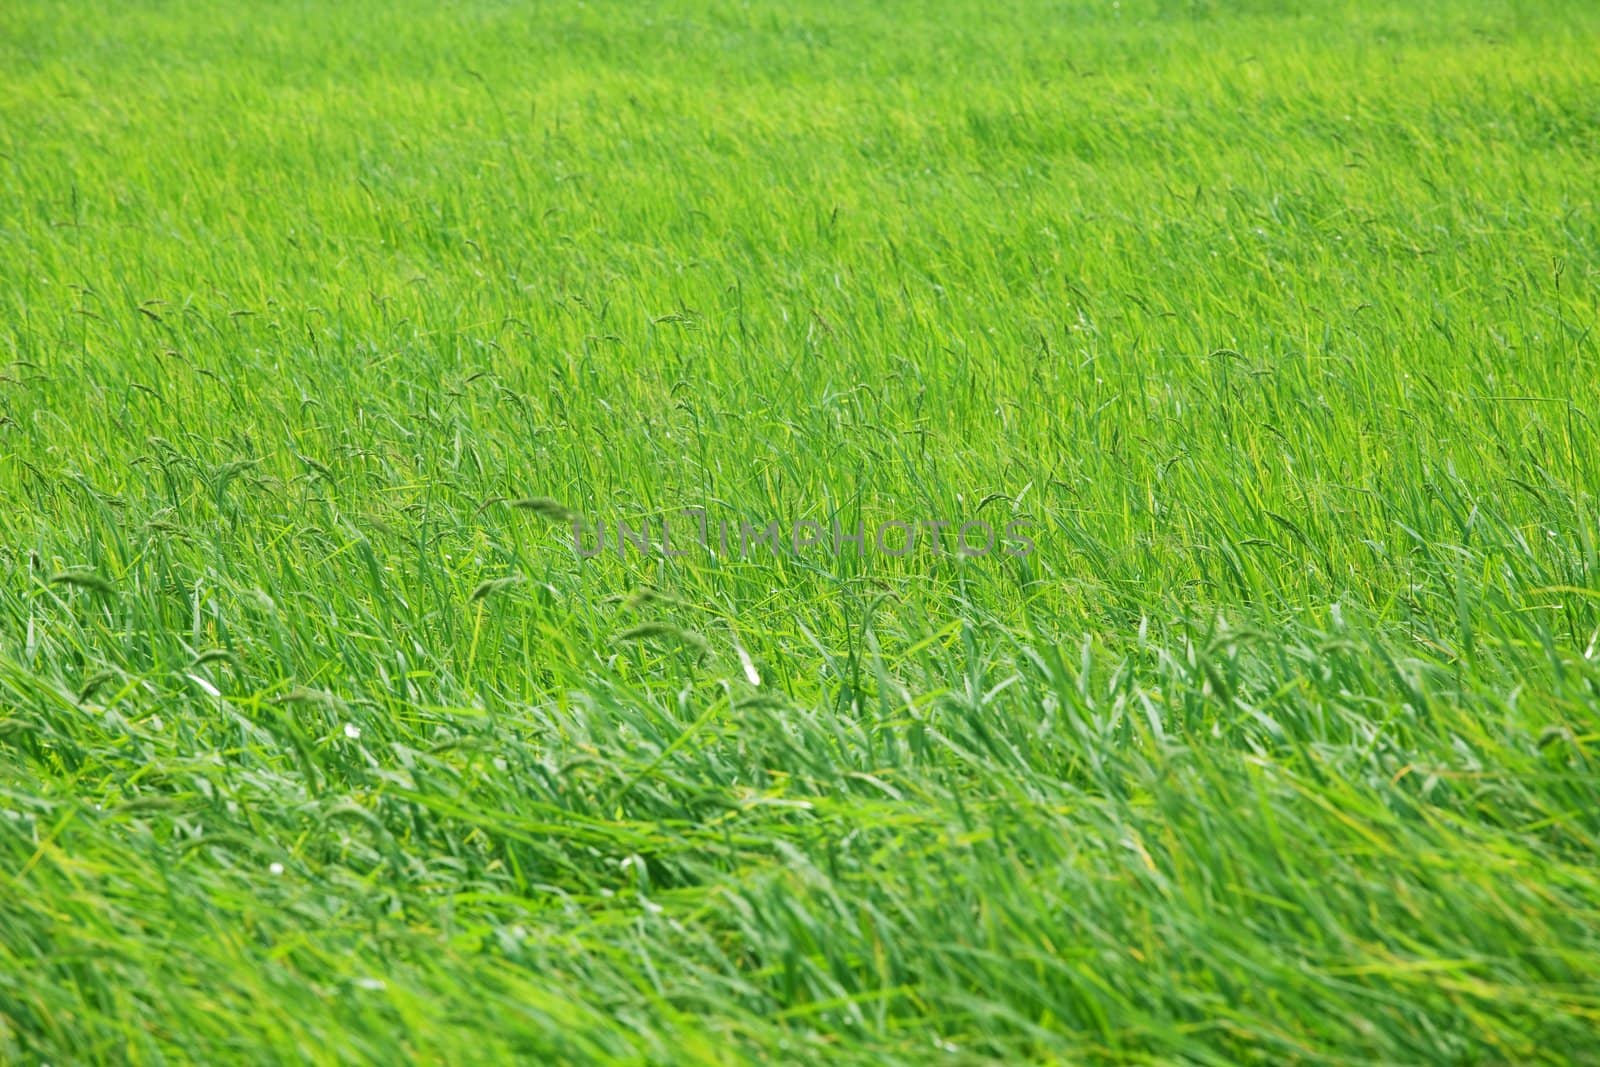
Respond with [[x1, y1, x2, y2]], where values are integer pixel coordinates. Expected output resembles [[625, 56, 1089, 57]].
[[2, 0, 1599, 1061]]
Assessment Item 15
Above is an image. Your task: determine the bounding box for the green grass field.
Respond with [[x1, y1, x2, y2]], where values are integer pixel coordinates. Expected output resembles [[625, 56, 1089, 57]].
[[4, 0, 1600, 1061]]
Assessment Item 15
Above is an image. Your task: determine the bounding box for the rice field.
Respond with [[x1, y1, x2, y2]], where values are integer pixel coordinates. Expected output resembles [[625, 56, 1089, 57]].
[[3, 0, 1600, 1062]]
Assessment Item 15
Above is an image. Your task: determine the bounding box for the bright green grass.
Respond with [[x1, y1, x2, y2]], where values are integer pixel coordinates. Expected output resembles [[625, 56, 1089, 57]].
[[3, 0, 1600, 1061]]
